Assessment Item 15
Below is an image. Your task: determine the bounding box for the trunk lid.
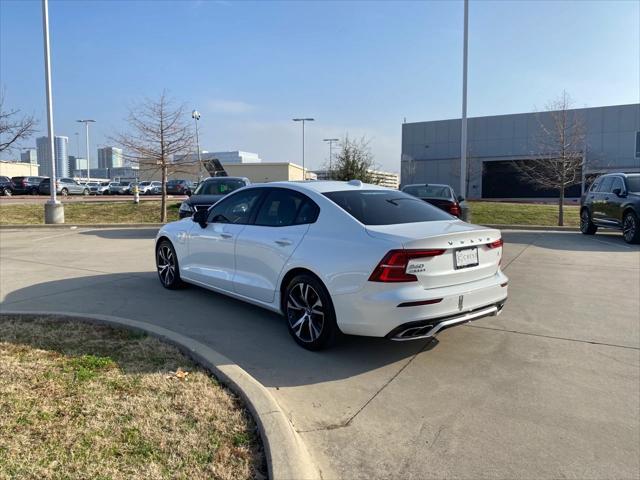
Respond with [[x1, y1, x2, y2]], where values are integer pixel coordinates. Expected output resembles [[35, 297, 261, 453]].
[[366, 220, 503, 288]]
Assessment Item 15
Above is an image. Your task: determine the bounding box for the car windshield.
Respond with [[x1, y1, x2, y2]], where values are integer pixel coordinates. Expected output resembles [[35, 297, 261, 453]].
[[402, 185, 452, 199], [139, 182, 150, 186], [323, 190, 453, 225], [194, 179, 245, 195], [167, 180, 181, 185], [627, 176, 640, 193], [119, 182, 129, 186]]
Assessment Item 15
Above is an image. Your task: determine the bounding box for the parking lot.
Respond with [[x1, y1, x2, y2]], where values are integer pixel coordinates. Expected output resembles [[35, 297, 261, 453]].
[[0, 227, 638, 479]]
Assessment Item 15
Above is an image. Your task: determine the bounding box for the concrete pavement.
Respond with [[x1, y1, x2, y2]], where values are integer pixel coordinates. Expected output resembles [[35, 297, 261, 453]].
[[1, 226, 638, 479]]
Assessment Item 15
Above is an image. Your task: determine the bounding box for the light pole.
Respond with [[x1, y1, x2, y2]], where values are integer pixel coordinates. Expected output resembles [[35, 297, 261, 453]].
[[77, 119, 95, 181], [192, 110, 202, 180], [460, 0, 469, 199], [323, 138, 339, 179], [41, 0, 63, 223], [293, 118, 314, 180]]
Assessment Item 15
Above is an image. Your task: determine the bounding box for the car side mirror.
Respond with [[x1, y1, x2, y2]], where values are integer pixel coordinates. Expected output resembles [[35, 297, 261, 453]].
[[192, 209, 208, 228], [457, 195, 465, 202], [612, 188, 625, 197], [186, 189, 192, 197]]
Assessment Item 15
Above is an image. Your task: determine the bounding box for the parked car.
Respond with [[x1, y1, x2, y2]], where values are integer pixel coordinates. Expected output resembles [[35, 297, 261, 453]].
[[178, 177, 251, 218], [0, 176, 12, 196], [138, 181, 162, 195], [39, 177, 90, 196], [88, 181, 111, 195], [10, 176, 47, 195], [109, 181, 134, 195], [580, 172, 640, 244], [155, 180, 508, 350], [166, 179, 194, 196], [401, 183, 462, 217], [102, 182, 120, 194]]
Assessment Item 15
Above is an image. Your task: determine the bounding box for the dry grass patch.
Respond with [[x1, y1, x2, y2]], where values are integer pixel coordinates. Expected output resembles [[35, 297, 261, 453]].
[[0, 316, 265, 480]]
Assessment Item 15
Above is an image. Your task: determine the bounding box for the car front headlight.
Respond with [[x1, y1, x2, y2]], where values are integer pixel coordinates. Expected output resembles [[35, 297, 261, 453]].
[[179, 202, 193, 213]]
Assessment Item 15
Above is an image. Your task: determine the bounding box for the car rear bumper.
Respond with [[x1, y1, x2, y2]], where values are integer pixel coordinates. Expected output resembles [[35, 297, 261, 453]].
[[331, 270, 508, 338]]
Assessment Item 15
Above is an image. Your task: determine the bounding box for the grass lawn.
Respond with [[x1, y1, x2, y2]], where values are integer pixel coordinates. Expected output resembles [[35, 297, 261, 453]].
[[0, 316, 265, 480], [0, 201, 180, 225], [468, 201, 580, 227]]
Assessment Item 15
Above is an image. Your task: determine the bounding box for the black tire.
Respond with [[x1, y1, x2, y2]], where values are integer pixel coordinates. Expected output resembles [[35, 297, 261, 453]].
[[156, 240, 185, 289], [30, 188, 38, 195], [580, 208, 597, 235], [284, 273, 339, 350], [622, 211, 640, 244], [60, 188, 68, 196]]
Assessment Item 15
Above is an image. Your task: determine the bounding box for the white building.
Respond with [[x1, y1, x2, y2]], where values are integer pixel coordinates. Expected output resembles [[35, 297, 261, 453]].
[[98, 146, 123, 169], [314, 169, 399, 189], [20, 149, 37, 165], [175, 150, 262, 164], [37, 136, 69, 178]]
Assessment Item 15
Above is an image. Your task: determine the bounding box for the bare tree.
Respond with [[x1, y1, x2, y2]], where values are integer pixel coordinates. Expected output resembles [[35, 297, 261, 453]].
[[514, 91, 585, 225], [112, 91, 196, 222], [330, 135, 380, 184], [0, 90, 37, 153]]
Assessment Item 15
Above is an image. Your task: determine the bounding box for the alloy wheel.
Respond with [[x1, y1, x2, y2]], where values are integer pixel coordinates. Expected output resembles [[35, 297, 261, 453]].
[[157, 244, 176, 286], [287, 282, 325, 343], [623, 215, 636, 242]]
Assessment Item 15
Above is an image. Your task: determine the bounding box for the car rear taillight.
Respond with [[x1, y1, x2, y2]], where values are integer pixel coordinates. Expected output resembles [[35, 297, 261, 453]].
[[369, 249, 445, 282], [487, 238, 503, 249], [449, 203, 461, 217]]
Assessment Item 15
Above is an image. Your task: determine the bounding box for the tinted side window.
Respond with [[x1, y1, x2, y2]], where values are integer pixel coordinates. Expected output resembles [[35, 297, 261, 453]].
[[207, 188, 264, 225], [610, 177, 624, 193], [255, 189, 305, 227], [294, 200, 320, 225], [324, 190, 452, 225], [597, 177, 613, 193]]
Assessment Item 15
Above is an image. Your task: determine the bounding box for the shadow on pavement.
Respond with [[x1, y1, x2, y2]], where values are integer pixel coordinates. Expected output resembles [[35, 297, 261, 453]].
[[2, 272, 427, 388], [502, 230, 640, 252], [80, 228, 159, 240]]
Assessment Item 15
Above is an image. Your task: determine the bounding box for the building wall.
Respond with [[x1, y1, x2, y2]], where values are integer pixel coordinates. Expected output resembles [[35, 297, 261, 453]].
[[401, 103, 640, 198], [36, 136, 69, 178], [20, 149, 37, 164], [0, 161, 39, 177], [97, 147, 123, 169], [314, 169, 399, 189]]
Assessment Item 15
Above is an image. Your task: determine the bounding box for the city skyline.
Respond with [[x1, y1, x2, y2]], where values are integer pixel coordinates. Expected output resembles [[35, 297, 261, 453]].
[[1, 0, 638, 173]]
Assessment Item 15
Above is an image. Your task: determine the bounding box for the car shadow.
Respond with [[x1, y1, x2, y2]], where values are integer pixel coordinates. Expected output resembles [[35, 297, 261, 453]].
[[501, 230, 640, 252], [79, 228, 160, 240], [1, 272, 430, 388]]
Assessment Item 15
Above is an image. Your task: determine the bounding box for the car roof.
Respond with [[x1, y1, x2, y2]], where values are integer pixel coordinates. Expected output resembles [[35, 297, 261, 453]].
[[201, 176, 249, 182], [260, 180, 391, 194], [402, 183, 451, 188]]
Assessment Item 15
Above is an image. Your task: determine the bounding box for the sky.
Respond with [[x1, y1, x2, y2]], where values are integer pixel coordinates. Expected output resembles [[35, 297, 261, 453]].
[[1, 0, 639, 172]]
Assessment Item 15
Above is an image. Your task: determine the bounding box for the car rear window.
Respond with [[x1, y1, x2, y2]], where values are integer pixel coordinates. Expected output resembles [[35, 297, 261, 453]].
[[323, 190, 453, 225], [402, 185, 452, 199], [194, 179, 246, 195], [627, 176, 640, 193]]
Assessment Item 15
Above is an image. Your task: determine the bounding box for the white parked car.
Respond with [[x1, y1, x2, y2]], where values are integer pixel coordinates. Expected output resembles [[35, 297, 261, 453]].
[[139, 181, 162, 195], [155, 181, 508, 350]]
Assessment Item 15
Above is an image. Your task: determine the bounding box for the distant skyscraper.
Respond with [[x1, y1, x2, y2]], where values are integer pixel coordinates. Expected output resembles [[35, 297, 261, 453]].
[[20, 149, 37, 164], [98, 146, 123, 169], [36, 136, 69, 177]]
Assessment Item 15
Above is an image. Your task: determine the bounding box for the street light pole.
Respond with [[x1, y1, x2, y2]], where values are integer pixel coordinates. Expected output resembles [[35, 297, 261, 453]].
[[192, 110, 202, 180], [41, 0, 63, 223], [293, 118, 314, 180], [323, 138, 339, 179], [460, 0, 469, 199], [77, 119, 95, 181]]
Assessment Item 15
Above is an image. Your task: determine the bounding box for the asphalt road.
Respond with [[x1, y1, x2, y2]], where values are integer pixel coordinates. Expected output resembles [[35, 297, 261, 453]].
[[1, 227, 638, 479], [0, 194, 187, 205]]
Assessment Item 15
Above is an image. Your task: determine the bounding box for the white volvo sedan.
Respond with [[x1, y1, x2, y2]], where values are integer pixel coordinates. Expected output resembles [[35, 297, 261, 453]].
[[155, 180, 508, 350]]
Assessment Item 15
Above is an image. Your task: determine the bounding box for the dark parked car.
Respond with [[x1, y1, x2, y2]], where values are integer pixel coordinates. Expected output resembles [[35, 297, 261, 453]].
[[580, 172, 640, 244], [0, 176, 12, 196], [166, 179, 194, 196], [401, 183, 462, 217], [178, 177, 251, 218], [10, 176, 47, 195]]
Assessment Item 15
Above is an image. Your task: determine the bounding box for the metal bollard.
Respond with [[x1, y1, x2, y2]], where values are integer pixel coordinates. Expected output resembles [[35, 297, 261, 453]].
[[133, 185, 140, 204], [460, 201, 470, 222]]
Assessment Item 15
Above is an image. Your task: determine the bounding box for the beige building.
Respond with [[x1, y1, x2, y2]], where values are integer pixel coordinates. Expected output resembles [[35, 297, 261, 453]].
[[139, 161, 315, 184], [314, 168, 400, 189], [0, 161, 39, 178]]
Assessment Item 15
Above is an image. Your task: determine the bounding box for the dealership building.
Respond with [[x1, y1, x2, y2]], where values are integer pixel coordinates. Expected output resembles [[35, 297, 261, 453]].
[[401, 103, 640, 199]]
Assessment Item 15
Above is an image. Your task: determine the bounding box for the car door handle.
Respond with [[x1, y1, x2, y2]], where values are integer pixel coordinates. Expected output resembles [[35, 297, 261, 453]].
[[220, 233, 233, 239], [275, 239, 293, 246]]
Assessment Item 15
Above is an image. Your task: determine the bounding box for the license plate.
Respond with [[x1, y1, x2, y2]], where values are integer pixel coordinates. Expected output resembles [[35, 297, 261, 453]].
[[455, 247, 478, 269]]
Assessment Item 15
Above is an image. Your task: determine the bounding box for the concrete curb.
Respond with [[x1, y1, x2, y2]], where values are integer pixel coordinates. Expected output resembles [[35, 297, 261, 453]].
[[481, 224, 579, 231], [0, 223, 165, 229], [0, 310, 321, 480]]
